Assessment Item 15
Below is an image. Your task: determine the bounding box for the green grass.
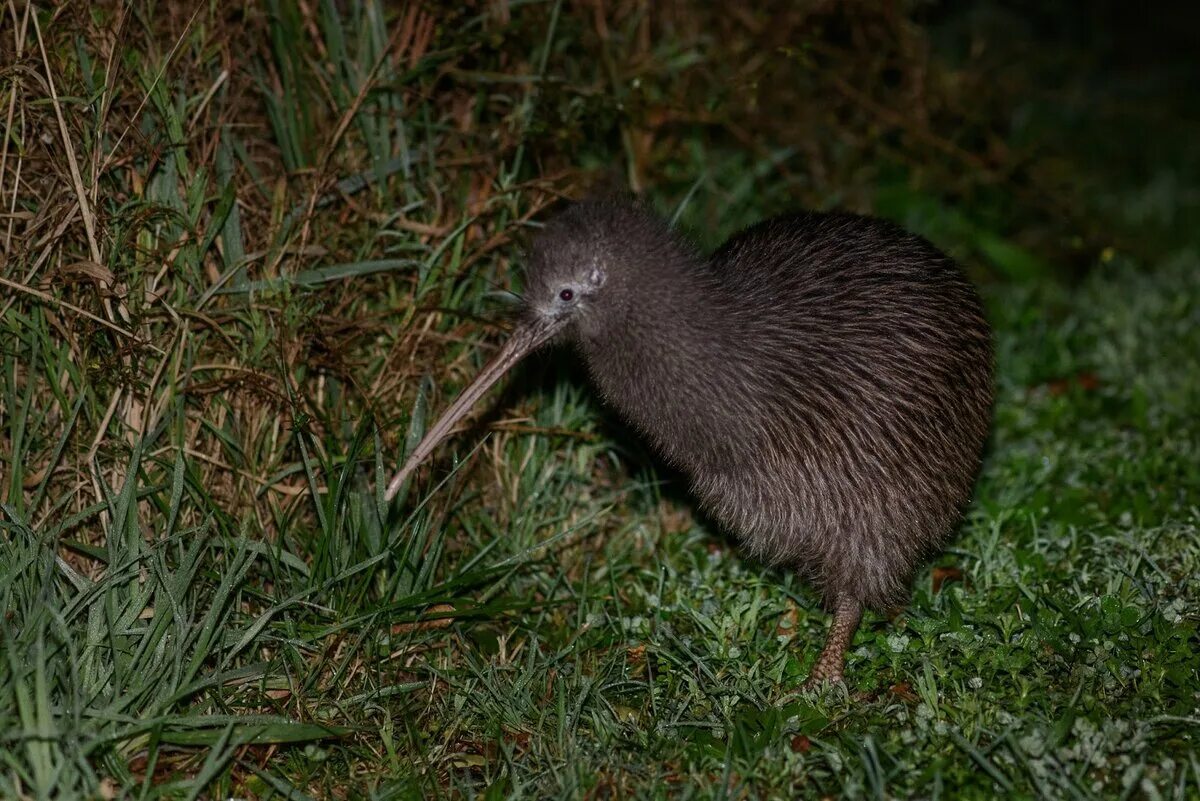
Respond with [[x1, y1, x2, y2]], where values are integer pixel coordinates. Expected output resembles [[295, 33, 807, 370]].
[[1, 2, 1198, 798]]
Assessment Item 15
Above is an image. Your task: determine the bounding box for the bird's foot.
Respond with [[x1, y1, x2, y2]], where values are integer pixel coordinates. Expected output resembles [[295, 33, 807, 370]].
[[800, 655, 846, 692], [799, 595, 863, 692], [800, 674, 844, 692]]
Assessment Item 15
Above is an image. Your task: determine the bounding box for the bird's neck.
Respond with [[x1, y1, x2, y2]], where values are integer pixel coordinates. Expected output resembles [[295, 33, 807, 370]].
[[579, 253, 742, 468]]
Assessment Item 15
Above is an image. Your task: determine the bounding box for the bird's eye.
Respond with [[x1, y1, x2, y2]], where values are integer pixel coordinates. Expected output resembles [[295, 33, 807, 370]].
[[559, 288, 575, 302]]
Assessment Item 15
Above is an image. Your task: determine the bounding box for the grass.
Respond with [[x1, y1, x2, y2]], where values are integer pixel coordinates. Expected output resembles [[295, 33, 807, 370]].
[[1, 1, 1198, 798]]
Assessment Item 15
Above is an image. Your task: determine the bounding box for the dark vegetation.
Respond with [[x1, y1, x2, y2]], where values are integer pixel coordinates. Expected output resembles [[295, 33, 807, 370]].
[[0, 1, 1197, 797]]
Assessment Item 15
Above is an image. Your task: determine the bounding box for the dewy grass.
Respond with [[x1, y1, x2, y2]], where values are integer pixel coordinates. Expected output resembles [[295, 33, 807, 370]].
[[1, 1, 1198, 798]]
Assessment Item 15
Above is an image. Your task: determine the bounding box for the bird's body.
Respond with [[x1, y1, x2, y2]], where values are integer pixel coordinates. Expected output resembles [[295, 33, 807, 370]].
[[387, 197, 993, 684]]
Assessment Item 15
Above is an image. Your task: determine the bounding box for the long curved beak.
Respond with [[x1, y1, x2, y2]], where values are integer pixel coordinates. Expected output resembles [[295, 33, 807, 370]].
[[384, 316, 566, 501]]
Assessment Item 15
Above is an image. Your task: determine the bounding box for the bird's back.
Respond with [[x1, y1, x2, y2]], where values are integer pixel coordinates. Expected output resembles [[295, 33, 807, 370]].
[[683, 212, 993, 606]]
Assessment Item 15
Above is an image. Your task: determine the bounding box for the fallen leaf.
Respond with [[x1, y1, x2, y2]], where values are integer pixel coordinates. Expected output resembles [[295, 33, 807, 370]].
[[776, 599, 800, 636], [932, 566, 964, 593], [22, 467, 47, 489], [1046, 371, 1101, 396]]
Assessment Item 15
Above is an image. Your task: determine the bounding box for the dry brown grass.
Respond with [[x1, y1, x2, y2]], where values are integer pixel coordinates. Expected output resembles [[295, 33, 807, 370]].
[[0, 1, 582, 549]]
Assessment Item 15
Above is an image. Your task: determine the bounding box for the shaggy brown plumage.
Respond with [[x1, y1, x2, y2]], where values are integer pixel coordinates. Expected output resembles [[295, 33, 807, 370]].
[[387, 197, 994, 685]]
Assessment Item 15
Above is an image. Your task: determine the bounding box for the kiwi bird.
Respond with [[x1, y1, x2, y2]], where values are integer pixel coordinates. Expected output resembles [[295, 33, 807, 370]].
[[385, 197, 993, 685]]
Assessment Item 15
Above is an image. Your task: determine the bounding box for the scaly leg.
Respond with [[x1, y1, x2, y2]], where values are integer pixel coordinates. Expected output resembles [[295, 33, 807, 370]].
[[803, 595, 863, 689]]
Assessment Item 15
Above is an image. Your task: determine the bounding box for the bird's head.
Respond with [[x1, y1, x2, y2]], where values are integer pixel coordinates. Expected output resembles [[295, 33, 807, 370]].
[[519, 196, 671, 341]]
